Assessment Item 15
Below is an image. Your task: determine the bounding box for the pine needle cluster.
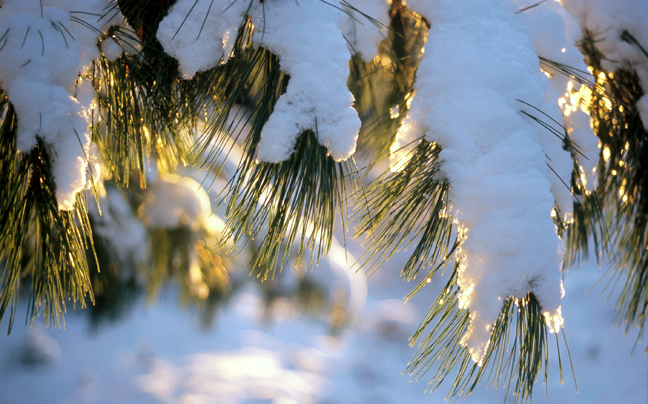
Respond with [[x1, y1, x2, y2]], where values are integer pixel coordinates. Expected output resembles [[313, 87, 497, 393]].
[[0, 94, 95, 333], [575, 29, 648, 346]]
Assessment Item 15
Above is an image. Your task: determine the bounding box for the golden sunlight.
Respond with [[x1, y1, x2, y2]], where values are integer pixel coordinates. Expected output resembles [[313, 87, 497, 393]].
[[603, 146, 611, 161]]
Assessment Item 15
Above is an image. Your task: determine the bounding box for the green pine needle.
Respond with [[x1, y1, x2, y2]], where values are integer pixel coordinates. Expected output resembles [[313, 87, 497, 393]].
[[406, 268, 574, 404], [0, 102, 95, 332], [571, 29, 648, 345], [224, 129, 353, 280], [92, 47, 193, 188], [355, 140, 456, 281]]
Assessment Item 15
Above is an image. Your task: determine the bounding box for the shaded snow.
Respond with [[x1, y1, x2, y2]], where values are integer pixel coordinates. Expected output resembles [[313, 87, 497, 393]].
[[0, 257, 645, 404], [514, 0, 599, 203]]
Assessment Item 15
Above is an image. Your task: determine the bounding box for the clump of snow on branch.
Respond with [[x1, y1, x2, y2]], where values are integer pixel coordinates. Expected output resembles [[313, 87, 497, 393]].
[[251, 1, 360, 162], [101, 37, 125, 62], [0, 0, 129, 210], [156, 0, 249, 79], [562, 0, 648, 129], [340, 0, 391, 62], [514, 0, 600, 210], [89, 184, 148, 265], [397, 0, 565, 363], [100, 33, 138, 62], [156, 0, 361, 163], [141, 174, 220, 233]]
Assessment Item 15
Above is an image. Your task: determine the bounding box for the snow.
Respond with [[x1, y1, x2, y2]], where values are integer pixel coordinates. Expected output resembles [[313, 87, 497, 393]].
[[101, 37, 124, 62], [157, 0, 361, 163], [565, 107, 600, 192], [638, 94, 648, 129], [251, 0, 360, 163], [140, 174, 214, 231], [156, 0, 249, 79], [0, 252, 645, 404], [0, 0, 127, 210], [395, 0, 565, 363], [89, 184, 148, 264]]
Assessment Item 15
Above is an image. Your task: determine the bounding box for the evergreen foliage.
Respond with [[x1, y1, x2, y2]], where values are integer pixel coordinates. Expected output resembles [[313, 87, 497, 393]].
[[0, 0, 646, 402], [576, 29, 648, 344], [0, 96, 95, 332]]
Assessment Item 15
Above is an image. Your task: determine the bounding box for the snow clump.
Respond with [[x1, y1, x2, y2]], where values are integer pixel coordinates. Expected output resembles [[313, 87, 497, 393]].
[[156, 0, 249, 79], [156, 0, 363, 163], [396, 0, 565, 364], [0, 0, 130, 210], [140, 174, 217, 232]]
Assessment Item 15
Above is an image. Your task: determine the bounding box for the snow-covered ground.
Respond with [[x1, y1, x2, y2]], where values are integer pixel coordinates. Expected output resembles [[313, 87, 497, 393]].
[[0, 251, 645, 404]]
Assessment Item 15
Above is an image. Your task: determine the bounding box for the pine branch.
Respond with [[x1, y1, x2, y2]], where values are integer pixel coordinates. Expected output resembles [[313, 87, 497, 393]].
[[116, 0, 174, 43], [356, 137, 573, 402], [91, 44, 193, 188], [224, 128, 354, 279], [562, 192, 607, 268], [573, 29, 648, 344], [513, 91, 609, 268], [146, 226, 232, 309], [406, 269, 573, 404], [84, 215, 142, 332], [0, 98, 95, 332], [159, 19, 355, 280], [355, 140, 456, 281]]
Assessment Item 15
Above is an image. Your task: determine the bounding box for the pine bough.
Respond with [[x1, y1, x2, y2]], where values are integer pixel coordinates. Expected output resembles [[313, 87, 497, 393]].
[[1, 0, 647, 402]]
